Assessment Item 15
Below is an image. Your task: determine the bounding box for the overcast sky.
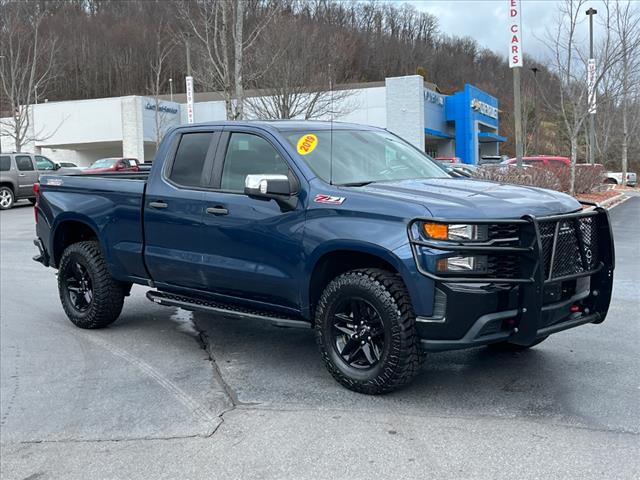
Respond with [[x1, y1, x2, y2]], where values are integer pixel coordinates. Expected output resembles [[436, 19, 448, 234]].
[[403, 0, 604, 62]]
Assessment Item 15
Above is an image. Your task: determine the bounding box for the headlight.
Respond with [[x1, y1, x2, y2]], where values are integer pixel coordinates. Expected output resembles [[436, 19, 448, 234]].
[[422, 223, 488, 242]]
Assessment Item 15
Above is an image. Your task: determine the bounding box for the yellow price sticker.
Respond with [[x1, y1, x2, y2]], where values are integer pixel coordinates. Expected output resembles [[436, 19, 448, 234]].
[[296, 134, 318, 155]]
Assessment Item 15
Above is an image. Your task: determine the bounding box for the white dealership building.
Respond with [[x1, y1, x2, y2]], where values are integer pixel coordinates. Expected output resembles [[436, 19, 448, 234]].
[[0, 75, 505, 166]]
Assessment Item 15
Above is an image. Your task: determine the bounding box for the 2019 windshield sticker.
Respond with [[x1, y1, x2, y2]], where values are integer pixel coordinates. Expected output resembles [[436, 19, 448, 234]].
[[314, 194, 345, 205], [296, 134, 318, 155]]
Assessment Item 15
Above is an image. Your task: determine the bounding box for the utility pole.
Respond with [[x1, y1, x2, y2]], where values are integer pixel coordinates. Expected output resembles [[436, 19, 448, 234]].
[[184, 33, 194, 124], [169, 78, 173, 102], [508, 0, 524, 167], [586, 7, 597, 165], [531, 67, 539, 154]]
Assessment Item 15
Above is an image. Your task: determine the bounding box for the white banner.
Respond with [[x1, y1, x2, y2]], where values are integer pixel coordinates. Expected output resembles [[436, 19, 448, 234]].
[[508, 0, 523, 68], [587, 58, 597, 114], [185, 75, 195, 124]]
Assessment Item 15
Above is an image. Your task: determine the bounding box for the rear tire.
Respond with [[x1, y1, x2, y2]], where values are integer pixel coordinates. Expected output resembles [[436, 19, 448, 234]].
[[488, 336, 548, 352], [315, 268, 423, 394], [58, 240, 126, 329], [0, 187, 14, 210]]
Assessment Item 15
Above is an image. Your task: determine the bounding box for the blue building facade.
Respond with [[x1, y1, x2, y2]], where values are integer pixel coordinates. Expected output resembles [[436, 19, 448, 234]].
[[423, 83, 506, 164]]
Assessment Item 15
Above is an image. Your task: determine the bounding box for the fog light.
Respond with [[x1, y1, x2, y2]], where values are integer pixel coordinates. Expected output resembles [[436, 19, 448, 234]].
[[437, 256, 488, 273]]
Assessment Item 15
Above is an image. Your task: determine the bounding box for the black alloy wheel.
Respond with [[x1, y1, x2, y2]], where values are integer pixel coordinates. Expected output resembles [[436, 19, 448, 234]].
[[64, 261, 94, 312], [332, 298, 385, 369]]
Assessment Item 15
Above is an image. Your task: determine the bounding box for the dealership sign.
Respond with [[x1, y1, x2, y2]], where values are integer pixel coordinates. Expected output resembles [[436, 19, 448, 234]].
[[144, 102, 178, 114], [471, 98, 499, 119], [186, 75, 195, 124], [508, 0, 523, 68], [424, 89, 444, 106], [588, 58, 597, 114]]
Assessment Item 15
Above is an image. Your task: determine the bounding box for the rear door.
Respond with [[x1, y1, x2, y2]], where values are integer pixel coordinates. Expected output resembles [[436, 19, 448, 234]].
[[15, 155, 39, 198], [143, 129, 221, 290]]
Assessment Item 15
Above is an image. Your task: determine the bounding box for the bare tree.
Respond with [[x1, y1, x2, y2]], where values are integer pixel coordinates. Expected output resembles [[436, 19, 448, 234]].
[[539, 0, 623, 195], [613, 0, 640, 185], [146, 16, 177, 149], [245, 14, 356, 120], [177, 0, 278, 120], [0, 2, 57, 151]]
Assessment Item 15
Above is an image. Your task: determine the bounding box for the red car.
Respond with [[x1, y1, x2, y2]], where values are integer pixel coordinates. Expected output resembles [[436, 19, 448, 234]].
[[83, 157, 140, 174], [503, 156, 570, 167]]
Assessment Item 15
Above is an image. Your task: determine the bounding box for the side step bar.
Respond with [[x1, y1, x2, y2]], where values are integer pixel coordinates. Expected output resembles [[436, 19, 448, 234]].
[[146, 290, 310, 329]]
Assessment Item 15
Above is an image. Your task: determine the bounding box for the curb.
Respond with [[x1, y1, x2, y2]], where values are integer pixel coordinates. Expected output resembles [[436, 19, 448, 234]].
[[578, 193, 628, 210]]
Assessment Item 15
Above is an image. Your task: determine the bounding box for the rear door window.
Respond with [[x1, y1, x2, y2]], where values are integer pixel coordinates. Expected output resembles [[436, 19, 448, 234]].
[[0, 156, 10, 171], [168, 132, 215, 188], [16, 155, 35, 171]]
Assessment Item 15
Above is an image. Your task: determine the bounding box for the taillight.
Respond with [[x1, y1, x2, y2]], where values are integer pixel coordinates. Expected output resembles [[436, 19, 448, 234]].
[[33, 182, 40, 223]]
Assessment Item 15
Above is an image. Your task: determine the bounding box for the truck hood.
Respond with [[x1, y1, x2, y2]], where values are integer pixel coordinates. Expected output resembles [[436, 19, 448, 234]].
[[358, 178, 581, 219]]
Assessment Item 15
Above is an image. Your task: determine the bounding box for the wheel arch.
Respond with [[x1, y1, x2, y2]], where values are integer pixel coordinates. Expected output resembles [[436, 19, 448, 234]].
[[304, 243, 414, 323], [51, 216, 100, 268]]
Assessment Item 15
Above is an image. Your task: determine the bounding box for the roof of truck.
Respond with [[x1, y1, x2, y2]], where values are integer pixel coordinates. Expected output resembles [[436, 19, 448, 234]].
[[179, 120, 382, 132]]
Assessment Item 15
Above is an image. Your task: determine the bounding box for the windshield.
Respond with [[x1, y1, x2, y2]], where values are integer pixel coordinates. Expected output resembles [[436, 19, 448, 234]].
[[282, 129, 446, 185], [90, 158, 117, 168]]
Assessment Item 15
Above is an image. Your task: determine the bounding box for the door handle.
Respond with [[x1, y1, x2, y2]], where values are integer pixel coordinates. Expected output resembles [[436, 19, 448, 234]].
[[19, 174, 26, 177], [206, 206, 229, 216], [149, 201, 168, 209]]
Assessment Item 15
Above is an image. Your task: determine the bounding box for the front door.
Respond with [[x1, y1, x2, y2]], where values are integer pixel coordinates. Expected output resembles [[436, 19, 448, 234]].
[[15, 155, 39, 197], [199, 129, 306, 309], [143, 129, 220, 289]]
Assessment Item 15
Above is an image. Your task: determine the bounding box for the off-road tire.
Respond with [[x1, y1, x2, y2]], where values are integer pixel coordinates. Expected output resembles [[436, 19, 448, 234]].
[[0, 186, 14, 210], [315, 268, 423, 394], [58, 240, 126, 329], [488, 336, 548, 352]]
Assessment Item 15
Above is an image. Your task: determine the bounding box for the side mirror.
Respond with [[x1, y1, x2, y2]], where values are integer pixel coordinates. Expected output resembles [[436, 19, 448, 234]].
[[53, 163, 61, 171], [244, 174, 296, 211], [115, 163, 124, 171]]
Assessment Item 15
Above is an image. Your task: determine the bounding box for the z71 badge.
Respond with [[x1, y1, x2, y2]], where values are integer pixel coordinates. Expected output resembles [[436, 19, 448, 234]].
[[314, 194, 346, 205]]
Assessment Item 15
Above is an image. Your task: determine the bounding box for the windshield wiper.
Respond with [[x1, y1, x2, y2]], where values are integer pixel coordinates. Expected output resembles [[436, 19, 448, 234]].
[[338, 181, 375, 187]]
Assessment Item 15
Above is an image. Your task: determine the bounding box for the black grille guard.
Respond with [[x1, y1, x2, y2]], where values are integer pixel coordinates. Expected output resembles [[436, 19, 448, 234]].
[[408, 205, 615, 345]]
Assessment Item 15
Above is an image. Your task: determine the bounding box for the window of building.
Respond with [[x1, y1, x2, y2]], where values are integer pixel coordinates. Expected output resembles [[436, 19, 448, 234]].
[[168, 132, 213, 187], [16, 155, 35, 171], [221, 133, 289, 192], [0, 156, 10, 172]]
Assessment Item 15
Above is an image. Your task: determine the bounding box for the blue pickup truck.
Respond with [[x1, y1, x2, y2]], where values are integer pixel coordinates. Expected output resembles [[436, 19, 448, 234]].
[[33, 121, 614, 394]]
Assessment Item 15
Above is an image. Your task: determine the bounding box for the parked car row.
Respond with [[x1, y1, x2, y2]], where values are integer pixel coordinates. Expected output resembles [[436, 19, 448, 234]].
[[0, 153, 142, 209]]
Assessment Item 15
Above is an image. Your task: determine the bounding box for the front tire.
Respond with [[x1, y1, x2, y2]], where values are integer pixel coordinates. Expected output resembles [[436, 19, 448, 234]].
[[58, 241, 126, 329], [315, 268, 423, 394], [0, 187, 14, 210]]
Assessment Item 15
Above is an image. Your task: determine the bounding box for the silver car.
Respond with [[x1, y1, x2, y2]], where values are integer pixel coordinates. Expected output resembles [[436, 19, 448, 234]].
[[0, 153, 66, 209]]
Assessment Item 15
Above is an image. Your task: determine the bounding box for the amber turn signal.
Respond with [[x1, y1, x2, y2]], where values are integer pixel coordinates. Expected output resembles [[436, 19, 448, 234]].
[[423, 222, 448, 240]]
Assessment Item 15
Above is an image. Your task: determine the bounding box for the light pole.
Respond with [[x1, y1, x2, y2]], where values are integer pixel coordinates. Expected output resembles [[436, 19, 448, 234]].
[[169, 78, 173, 102], [586, 7, 597, 165], [530, 67, 539, 154]]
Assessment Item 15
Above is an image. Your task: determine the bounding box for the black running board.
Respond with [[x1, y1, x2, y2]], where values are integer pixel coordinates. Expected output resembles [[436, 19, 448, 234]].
[[146, 290, 310, 328]]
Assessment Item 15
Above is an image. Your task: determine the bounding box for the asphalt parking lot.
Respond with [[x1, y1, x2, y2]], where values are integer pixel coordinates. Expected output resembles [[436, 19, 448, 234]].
[[1, 197, 639, 479]]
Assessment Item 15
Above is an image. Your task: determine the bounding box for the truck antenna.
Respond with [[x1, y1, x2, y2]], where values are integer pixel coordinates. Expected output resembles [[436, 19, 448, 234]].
[[329, 63, 334, 186]]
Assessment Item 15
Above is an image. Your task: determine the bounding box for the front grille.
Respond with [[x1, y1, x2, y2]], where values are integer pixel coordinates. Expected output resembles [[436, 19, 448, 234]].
[[487, 224, 520, 278], [539, 216, 600, 280]]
